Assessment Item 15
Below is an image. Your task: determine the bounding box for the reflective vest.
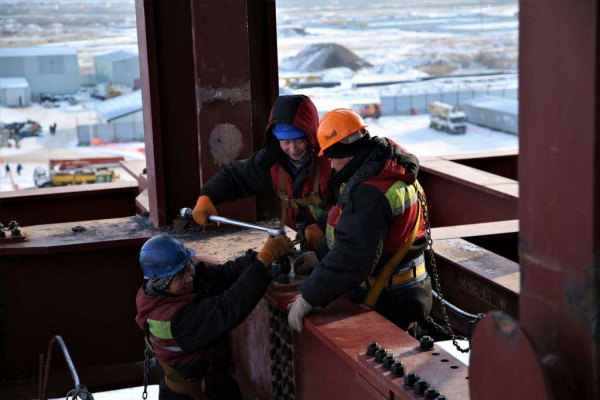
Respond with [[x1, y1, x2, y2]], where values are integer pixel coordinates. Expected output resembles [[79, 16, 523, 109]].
[[326, 179, 425, 256], [270, 156, 331, 229], [139, 290, 229, 373]]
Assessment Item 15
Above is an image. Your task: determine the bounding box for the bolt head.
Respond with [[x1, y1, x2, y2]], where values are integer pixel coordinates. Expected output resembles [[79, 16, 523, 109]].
[[391, 361, 406, 377], [403, 372, 419, 387], [382, 354, 395, 369], [414, 379, 430, 395], [424, 388, 440, 399], [374, 348, 387, 363], [9, 221, 16, 229], [366, 341, 378, 356], [419, 335, 435, 350]]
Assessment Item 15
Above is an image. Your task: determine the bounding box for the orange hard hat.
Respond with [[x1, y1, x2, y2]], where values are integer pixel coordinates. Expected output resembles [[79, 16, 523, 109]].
[[318, 108, 368, 156]]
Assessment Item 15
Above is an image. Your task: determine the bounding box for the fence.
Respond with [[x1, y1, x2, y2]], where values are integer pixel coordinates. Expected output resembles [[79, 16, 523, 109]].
[[381, 87, 518, 116], [77, 120, 144, 145]]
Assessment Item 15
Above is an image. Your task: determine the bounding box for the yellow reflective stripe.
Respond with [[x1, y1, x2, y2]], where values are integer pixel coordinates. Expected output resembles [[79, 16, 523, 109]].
[[385, 181, 417, 217], [147, 319, 173, 340]]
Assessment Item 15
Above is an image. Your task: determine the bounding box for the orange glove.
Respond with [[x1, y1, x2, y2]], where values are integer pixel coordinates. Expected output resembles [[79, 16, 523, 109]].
[[192, 195, 218, 225], [258, 236, 295, 267], [304, 224, 325, 251]]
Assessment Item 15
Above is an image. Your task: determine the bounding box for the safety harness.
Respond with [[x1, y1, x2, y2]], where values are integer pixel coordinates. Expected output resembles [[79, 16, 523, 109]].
[[276, 158, 324, 227]]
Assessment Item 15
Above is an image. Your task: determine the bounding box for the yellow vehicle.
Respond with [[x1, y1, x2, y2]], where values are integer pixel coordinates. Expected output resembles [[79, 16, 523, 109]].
[[50, 170, 117, 186]]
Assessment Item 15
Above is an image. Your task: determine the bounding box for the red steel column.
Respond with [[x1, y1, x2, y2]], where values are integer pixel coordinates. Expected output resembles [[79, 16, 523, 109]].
[[190, 0, 279, 223], [521, 1, 598, 397], [135, 0, 201, 226]]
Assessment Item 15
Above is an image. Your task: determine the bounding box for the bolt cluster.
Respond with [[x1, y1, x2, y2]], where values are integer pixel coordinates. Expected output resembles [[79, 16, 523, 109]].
[[268, 303, 295, 399]]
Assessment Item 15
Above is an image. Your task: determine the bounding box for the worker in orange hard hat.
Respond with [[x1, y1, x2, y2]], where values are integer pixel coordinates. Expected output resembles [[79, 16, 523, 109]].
[[288, 108, 432, 335], [192, 95, 332, 251]]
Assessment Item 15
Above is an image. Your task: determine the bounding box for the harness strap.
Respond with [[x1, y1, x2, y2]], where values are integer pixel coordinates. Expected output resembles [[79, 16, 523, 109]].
[[277, 157, 325, 227], [363, 198, 422, 308]]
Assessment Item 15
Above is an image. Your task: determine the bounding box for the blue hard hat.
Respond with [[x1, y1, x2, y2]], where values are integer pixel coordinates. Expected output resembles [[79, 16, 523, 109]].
[[272, 124, 306, 140], [139, 236, 196, 280]]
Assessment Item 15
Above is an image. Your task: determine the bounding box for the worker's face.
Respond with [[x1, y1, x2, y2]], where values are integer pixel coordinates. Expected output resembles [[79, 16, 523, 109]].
[[329, 156, 354, 172], [166, 261, 195, 296], [279, 138, 309, 161]]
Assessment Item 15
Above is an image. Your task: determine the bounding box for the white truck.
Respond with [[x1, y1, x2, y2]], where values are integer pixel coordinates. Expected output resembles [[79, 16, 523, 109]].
[[427, 102, 467, 135]]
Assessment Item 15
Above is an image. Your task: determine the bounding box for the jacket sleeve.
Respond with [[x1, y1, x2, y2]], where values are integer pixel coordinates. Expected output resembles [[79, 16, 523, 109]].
[[170, 257, 272, 353], [300, 184, 392, 307], [200, 150, 274, 205]]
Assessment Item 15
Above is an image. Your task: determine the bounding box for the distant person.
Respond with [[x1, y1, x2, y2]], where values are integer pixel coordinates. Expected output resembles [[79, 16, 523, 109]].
[[16, 164, 23, 176], [50, 122, 57, 135], [5, 164, 10, 177]]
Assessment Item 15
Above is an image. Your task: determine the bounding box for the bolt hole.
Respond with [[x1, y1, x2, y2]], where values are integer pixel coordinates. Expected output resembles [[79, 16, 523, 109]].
[[441, 359, 449, 362], [465, 376, 469, 380], [450, 366, 459, 369], [431, 352, 440, 356]]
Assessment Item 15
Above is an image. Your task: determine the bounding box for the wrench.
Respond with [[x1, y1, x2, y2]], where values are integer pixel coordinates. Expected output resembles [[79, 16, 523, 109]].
[[180, 208, 286, 237]]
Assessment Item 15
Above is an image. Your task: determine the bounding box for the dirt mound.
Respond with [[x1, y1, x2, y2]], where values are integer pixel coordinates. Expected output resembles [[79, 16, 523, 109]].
[[282, 43, 372, 72]]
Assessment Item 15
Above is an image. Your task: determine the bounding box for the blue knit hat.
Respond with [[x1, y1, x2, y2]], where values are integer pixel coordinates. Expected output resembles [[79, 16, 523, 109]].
[[272, 124, 306, 140]]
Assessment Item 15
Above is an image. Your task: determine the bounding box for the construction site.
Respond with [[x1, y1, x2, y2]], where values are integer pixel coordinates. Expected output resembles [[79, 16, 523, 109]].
[[0, 1, 598, 400]]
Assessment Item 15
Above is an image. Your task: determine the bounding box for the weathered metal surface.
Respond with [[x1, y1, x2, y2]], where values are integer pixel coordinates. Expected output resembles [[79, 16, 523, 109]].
[[431, 219, 518, 241], [442, 149, 518, 181], [514, 1, 600, 398], [430, 238, 519, 335], [136, 0, 201, 227], [120, 160, 147, 192], [470, 312, 550, 399], [189, 0, 278, 224], [299, 297, 470, 399], [419, 159, 518, 227], [0, 182, 138, 227]]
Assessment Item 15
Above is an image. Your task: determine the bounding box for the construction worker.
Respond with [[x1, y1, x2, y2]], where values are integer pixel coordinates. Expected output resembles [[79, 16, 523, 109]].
[[135, 235, 294, 399], [192, 95, 332, 251], [288, 109, 432, 334]]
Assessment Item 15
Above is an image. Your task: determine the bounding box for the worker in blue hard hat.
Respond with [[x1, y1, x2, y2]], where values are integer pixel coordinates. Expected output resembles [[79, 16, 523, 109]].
[[135, 234, 294, 400], [192, 95, 332, 251]]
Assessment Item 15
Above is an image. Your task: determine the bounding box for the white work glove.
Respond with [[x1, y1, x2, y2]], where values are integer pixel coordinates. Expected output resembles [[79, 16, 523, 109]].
[[287, 296, 314, 333], [293, 251, 319, 275]]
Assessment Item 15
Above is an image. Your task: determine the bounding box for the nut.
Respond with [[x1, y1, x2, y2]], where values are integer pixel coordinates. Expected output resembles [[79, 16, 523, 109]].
[[366, 341, 378, 356], [419, 335, 435, 351], [374, 347, 387, 363], [413, 379, 430, 396], [391, 361, 406, 377], [382, 354, 395, 369], [403, 372, 420, 388], [424, 388, 440, 399]]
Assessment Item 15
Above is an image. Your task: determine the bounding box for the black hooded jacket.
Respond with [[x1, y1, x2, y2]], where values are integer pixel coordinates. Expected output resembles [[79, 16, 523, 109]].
[[301, 137, 427, 308]]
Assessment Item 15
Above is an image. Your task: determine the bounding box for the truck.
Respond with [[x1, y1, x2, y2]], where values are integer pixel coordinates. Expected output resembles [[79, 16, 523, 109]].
[[427, 101, 467, 134], [34, 157, 124, 188], [350, 102, 382, 119]]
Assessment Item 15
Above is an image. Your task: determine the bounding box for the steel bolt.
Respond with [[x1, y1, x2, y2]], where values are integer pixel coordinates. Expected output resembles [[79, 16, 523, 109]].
[[437, 396, 447, 400], [9, 221, 17, 230], [419, 335, 435, 351], [413, 379, 430, 396], [374, 347, 387, 363], [366, 341, 378, 356], [391, 361, 406, 377], [403, 372, 420, 388], [0, 223, 4, 229], [11, 227, 21, 236], [382, 354, 395, 369], [424, 388, 440, 399]]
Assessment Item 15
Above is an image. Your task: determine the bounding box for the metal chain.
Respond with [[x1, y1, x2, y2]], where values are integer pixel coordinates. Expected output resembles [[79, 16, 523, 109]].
[[418, 190, 485, 353], [142, 344, 151, 400]]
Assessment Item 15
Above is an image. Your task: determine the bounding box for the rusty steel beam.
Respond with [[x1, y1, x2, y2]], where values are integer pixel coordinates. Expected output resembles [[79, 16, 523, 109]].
[[442, 150, 518, 181], [419, 159, 518, 228], [0, 182, 138, 227], [135, 0, 201, 227], [189, 0, 278, 224]]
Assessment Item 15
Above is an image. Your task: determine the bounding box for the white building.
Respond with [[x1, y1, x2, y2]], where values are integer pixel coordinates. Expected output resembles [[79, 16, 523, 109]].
[[77, 90, 144, 145], [94, 51, 140, 88], [0, 45, 79, 95], [0, 78, 31, 107], [461, 96, 519, 135]]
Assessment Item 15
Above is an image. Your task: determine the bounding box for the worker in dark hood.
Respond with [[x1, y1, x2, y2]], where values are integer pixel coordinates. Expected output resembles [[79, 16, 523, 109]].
[[287, 108, 432, 334], [192, 95, 332, 251], [135, 234, 294, 399]]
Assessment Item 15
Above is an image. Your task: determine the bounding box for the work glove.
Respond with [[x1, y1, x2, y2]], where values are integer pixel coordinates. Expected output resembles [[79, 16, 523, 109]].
[[192, 195, 218, 225], [293, 251, 319, 275], [287, 296, 314, 333], [258, 236, 295, 267], [304, 224, 324, 251]]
